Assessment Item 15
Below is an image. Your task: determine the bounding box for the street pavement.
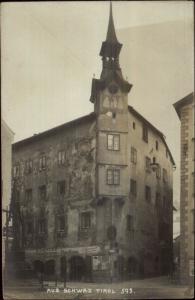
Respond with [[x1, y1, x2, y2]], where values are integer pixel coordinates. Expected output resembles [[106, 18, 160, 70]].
[[3, 276, 194, 300]]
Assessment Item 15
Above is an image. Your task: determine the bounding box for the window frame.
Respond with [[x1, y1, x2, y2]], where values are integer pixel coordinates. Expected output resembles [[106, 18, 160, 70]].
[[130, 179, 137, 197], [25, 159, 33, 174], [39, 155, 46, 171], [155, 192, 161, 207], [107, 134, 120, 151], [163, 168, 168, 183], [107, 168, 120, 185], [58, 150, 66, 166], [80, 212, 91, 230], [13, 164, 20, 178], [39, 185, 47, 201], [57, 180, 66, 196], [57, 215, 66, 232], [38, 218, 46, 234], [131, 147, 137, 164], [145, 156, 151, 172], [156, 164, 161, 179], [145, 185, 151, 203], [126, 214, 134, 231], [142, 124, 148, 143], [27, 221, 33, 234], [25, 188, 32, 203]]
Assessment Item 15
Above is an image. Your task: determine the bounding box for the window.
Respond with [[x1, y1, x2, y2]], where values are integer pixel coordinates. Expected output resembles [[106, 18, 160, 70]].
[[58, 150, 66, 165], [39, 185, 46, 201], [155, 193, 161, 207], [163, 168, 168, 183], [142, 124, 148, 143], [145, 156, 151, 172], [80, 212, 91, 229], [163, 196, 166, 209], [25, 189, 32, 202], [57, 215, 66, 231], [156, 141, 159, 150], [107, 169, 120, 185], [13, 164, 20, 178], [107, 134, 120, 151], [156, 165, 161, 179], [145, 185, 151, 202], [27, 222, 33, 234], [25, 160, 33, 174], [133, 122, 136, 129], [126, 215, 134, 231], [15, 190, 20, 203], [130, 179, 137, 197], [57, 181, 66, 196], [38, 219, 46, 234], [39, 155, 46, 171], [131, 147, 137, 164], [166, 149, 169, 158]]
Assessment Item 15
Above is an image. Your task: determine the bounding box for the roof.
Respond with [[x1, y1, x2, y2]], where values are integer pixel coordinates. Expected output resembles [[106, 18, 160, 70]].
[[1, 119, 15, 136], [12, 106, 175, 165], [99, 2, 122, 58], [173, 92, 194, 119], [106, 2, 118, 43], [128, 106, 175, 165], [12, 112, 96, 150]]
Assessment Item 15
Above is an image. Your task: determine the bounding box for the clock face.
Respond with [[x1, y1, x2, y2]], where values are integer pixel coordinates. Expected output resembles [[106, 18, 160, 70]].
[[108, 83, 119, 94]]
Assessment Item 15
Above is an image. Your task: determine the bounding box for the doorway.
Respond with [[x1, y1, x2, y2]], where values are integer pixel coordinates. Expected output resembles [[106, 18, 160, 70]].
[[69, 256, 85, 281]]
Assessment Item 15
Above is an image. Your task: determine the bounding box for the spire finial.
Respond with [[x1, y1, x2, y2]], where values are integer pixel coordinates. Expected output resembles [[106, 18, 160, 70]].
[[106, 1, 118, 43]]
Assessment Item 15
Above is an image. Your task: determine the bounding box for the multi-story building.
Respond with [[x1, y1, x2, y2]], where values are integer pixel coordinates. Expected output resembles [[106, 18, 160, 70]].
[[11, 3, 175, 282], [173, 93, 194, 285]]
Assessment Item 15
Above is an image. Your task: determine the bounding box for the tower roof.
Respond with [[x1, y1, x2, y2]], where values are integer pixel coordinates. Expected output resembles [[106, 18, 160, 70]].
[[100, 1, 122, 58], [106, 2, 118, 43]]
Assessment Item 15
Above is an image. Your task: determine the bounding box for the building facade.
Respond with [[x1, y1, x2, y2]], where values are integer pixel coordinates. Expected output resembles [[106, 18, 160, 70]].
[[173, 93, 194, 284], [12, 4, 175, 282], [2, 120, 14, 274]]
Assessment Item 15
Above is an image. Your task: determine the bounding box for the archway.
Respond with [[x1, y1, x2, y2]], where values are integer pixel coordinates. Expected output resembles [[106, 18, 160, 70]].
[[44, 260, 55, 276], [127, 257, 138, 279], [33, 260, 44, 274], [69, 256, 86, 281]]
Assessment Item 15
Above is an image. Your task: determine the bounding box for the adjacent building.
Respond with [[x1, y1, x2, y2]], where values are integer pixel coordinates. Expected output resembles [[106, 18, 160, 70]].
[[173, 93, 194, 284], [1, 119, 14, 277], [11, 3, 175, 282]]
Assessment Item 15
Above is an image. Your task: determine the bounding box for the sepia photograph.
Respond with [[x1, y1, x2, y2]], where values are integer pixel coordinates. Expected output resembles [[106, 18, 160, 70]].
[[1, 1, 194, 299]]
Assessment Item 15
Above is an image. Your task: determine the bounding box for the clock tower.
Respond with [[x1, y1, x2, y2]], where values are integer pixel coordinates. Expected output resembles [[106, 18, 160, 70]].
[[90, 1, 132, 195], [90, 2, 132, 247]]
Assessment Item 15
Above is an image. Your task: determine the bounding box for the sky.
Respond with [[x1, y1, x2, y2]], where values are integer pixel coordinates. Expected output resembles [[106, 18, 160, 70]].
[[1, 1, 194, 237]]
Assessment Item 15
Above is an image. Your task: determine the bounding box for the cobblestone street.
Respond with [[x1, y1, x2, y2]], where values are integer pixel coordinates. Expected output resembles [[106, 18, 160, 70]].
[[3, 276, 194, 299]]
